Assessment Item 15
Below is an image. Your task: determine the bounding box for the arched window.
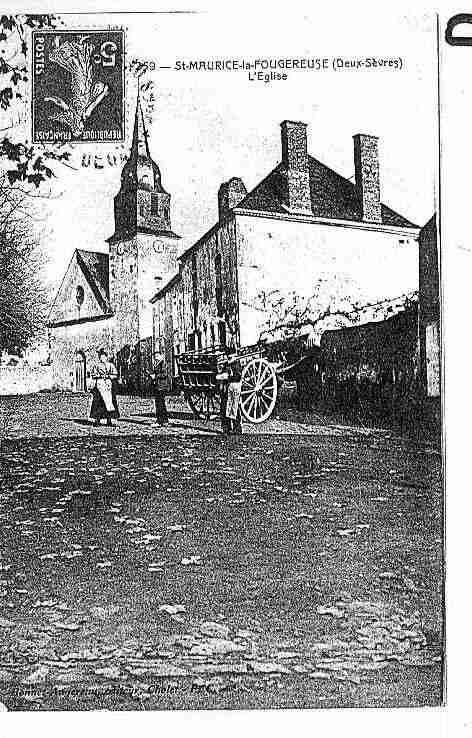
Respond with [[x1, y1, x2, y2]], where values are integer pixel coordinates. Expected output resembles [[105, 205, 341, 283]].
[[76, 285, 84, 308]]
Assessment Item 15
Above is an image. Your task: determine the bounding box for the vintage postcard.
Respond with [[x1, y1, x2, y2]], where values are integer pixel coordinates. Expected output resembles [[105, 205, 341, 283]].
[[0, 5, 444, 724]]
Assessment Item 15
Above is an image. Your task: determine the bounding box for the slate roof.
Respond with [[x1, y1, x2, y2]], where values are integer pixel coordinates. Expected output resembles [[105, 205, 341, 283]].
[[237, 156, 419, 229], [76, 250, 110, 313]]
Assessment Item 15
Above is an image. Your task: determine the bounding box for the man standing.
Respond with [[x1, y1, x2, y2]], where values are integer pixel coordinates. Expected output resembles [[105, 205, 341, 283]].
[[216, 358, 230, 434], [217, 354, 242, 435], [216, 312, 243, 434], [226, 355, 243, 434], [148, 352, 169, 426]]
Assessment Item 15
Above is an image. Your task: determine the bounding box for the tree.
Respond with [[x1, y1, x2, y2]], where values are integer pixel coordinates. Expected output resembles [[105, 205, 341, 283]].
[[0, 15, 71, 353], [0, 174, 49, 353], [0, 14, 70, 187]]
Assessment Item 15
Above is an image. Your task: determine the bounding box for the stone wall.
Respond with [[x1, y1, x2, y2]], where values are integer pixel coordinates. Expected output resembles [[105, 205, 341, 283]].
[[318, 306, 420, 431], [108, 235, 140, 390], [109, 232, 178, 391], [0, 364, 53, 396], [135, 232, 178, 340]]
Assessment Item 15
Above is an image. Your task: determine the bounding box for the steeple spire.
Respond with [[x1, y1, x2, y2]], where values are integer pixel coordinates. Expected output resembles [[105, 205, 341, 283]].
[[117, 90, 166, 195], [129, 94, 151, 161]]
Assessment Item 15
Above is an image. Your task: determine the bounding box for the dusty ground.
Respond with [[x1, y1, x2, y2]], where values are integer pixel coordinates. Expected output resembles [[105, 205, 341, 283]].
[[0, 390, 375, 439], [0, 393, 443, 710]]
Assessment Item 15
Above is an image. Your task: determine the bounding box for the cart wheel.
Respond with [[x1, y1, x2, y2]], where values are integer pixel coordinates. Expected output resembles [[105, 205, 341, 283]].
[[186, 392, 221, 421], [240, 357, 277, 424]]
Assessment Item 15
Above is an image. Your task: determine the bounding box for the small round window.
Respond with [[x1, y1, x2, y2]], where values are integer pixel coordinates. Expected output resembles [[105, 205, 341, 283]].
[[76, 285, 85, 307]]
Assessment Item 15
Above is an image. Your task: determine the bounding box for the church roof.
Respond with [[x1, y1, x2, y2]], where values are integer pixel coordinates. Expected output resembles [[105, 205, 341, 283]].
[[76, 250, 110, 312], [236, 156, 419, 228]]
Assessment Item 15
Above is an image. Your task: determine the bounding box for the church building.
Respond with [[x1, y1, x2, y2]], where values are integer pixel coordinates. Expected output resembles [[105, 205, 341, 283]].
[[48, 98, 180, 392], [49, 100, 422, 398]]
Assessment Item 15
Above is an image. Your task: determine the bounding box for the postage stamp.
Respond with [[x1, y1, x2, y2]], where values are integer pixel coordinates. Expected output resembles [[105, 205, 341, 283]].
[[31, 29, 125, 144]]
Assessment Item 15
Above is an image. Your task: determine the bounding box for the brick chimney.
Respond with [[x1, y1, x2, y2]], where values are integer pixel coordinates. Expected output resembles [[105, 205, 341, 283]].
[[280, 120, 312, 214], [353, 134, 381, 223], [218, 177, 247, 221]]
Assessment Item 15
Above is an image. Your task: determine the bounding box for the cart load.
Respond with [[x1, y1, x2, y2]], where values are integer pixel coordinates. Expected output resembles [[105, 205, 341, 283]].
[[175, 345, 278, 424]]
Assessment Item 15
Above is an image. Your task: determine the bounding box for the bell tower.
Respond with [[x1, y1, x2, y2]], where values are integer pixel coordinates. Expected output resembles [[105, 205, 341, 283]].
[[107, 95, 180, 392], [110, 96, 176, 240]]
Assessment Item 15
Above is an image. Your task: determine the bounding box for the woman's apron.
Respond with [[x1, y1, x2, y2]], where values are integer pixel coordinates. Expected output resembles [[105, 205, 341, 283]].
[[95, 377, 115, 412], [226, 381, 242, 419]]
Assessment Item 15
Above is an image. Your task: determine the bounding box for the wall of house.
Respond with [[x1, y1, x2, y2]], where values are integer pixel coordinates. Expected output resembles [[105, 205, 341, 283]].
[[49, 317, 114, 391], [153, 217, 239, 385], [153, 279, 183, 389], [235, 213, 419, 346], [178, 219, 239, 349]]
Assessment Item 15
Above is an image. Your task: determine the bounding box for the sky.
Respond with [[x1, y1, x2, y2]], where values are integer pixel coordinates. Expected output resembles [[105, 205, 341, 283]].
[[11, 9, 439, 293]]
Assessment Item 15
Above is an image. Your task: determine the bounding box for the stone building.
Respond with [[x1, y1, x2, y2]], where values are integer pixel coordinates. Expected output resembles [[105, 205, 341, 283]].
[[48, 98, 180, 392], [151, 121, 420, 388]]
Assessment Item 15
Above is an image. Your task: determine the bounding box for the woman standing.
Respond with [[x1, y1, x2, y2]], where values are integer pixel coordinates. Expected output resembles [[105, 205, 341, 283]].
[[90, 349, 120, 427]]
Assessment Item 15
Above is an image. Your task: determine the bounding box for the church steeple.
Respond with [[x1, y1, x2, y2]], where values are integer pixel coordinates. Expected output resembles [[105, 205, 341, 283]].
[[131, 96, 151, 159], [108, 94, 176, 243]]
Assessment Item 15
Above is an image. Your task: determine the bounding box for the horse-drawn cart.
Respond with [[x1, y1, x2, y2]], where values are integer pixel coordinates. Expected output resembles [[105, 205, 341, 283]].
[[175, 345, 279, 424]]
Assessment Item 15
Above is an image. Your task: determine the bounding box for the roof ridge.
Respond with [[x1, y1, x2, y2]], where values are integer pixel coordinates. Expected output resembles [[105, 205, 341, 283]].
[[76, 248, 108, 257]]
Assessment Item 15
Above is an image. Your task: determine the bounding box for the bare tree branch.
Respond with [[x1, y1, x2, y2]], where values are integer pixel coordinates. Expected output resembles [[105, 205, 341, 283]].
[[0, 180, 49, 352], [249, 280, 418, 345]]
